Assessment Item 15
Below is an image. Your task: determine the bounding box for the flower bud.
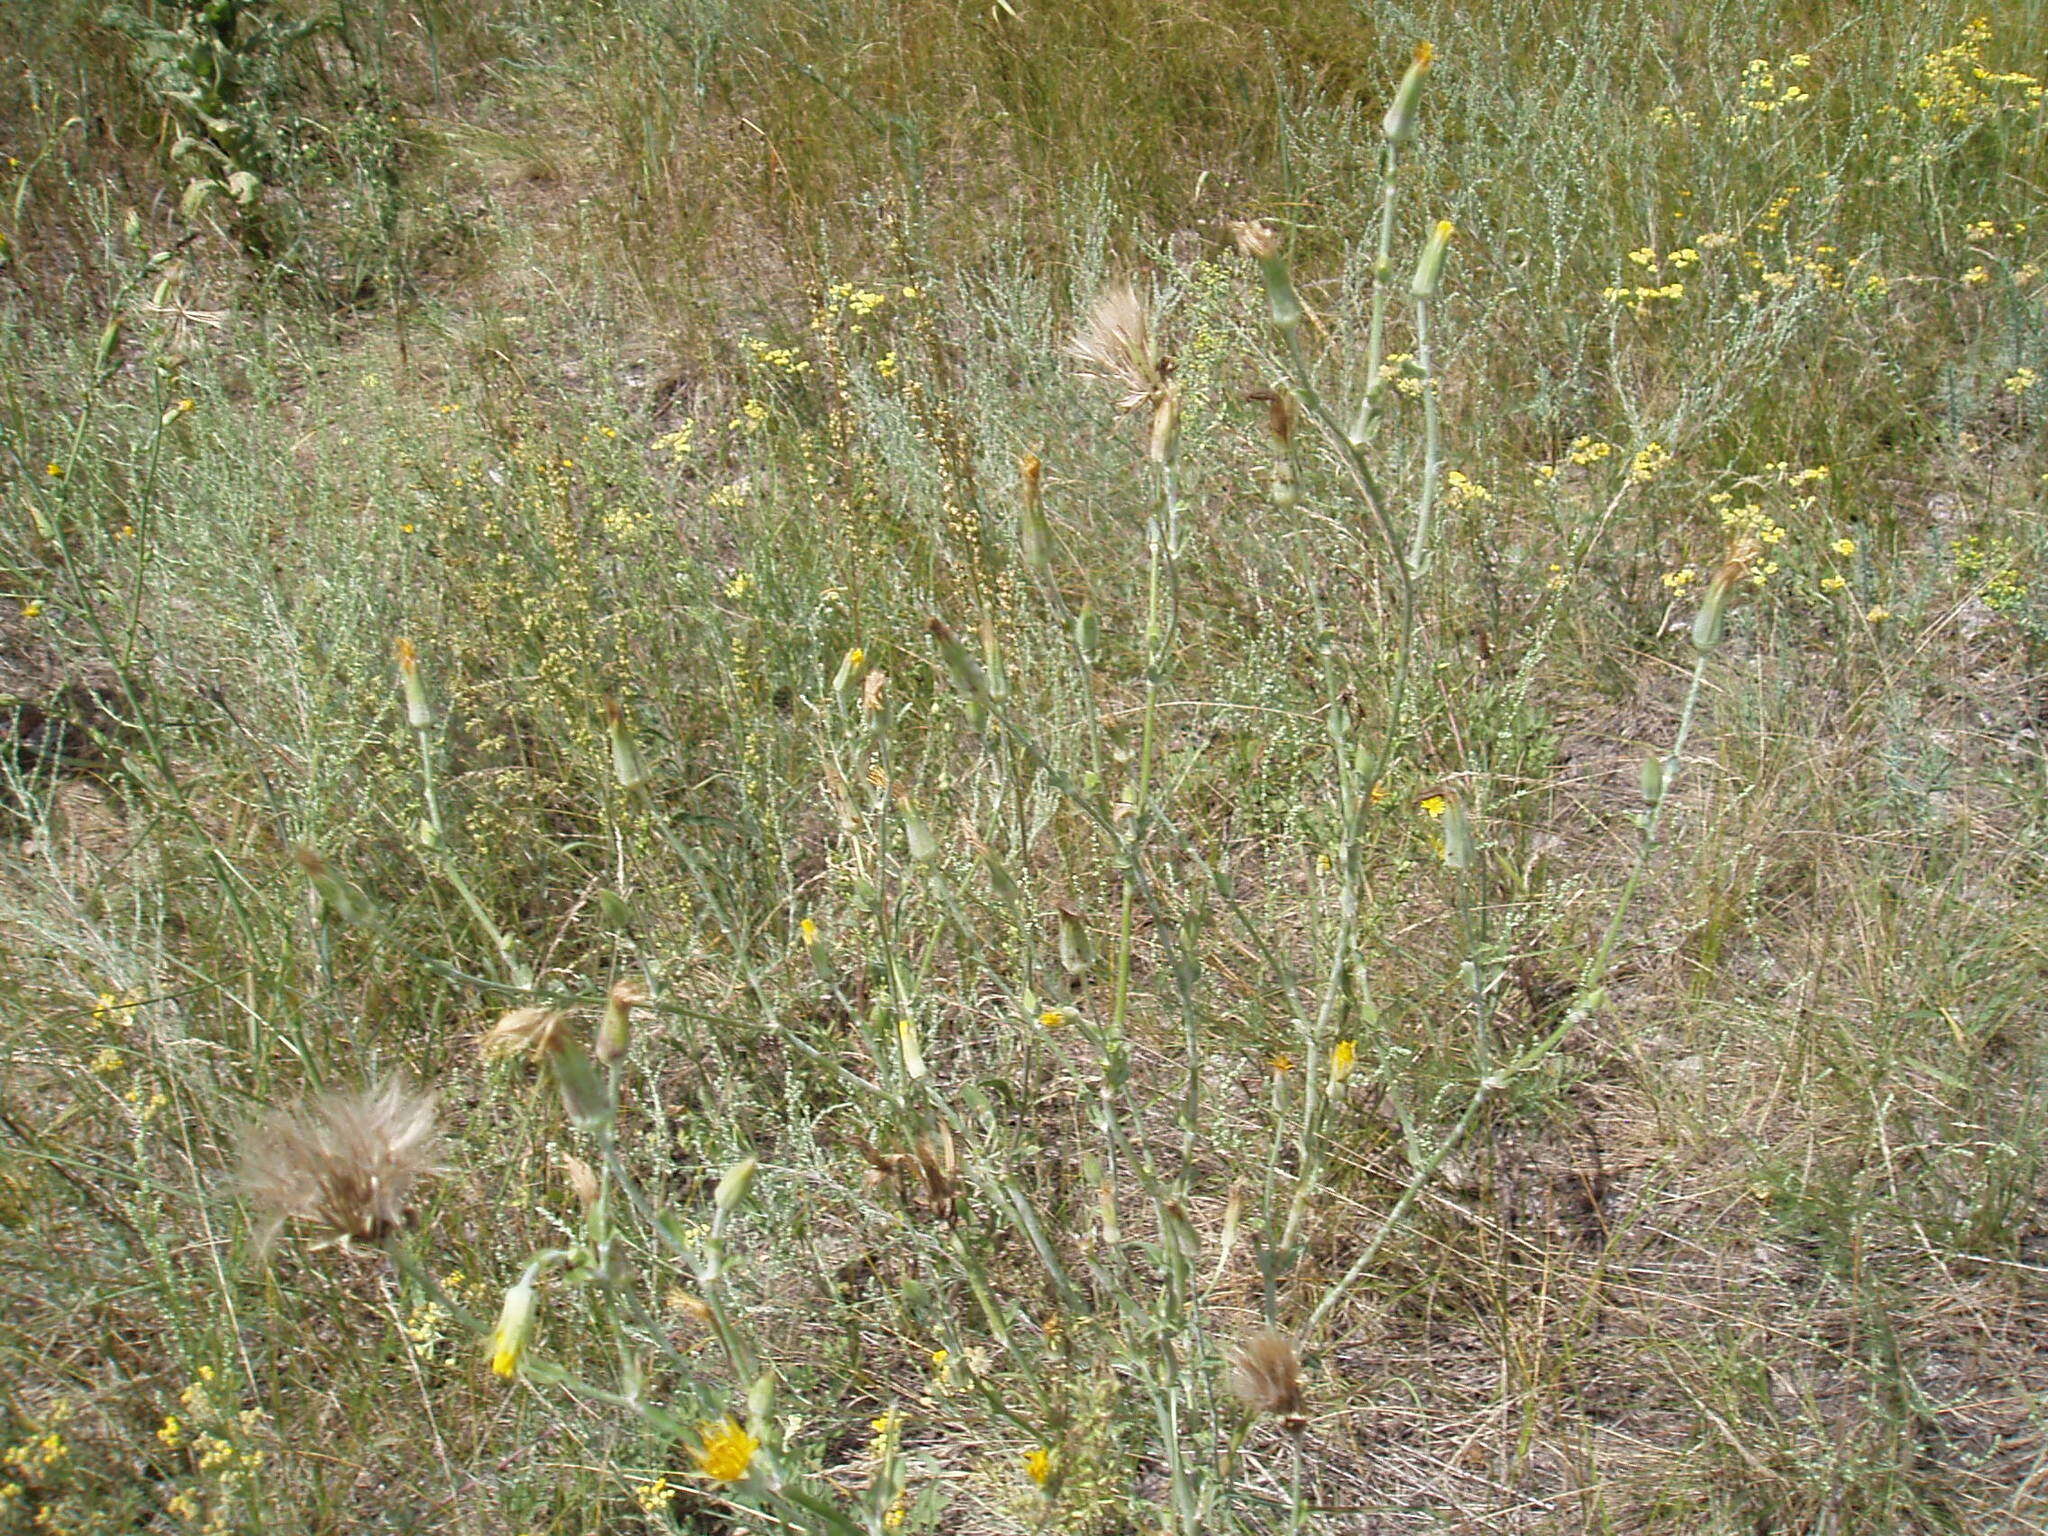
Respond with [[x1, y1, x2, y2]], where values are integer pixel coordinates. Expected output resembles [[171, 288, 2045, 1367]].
[[550, 1037, 615, 1131], [1410, 220, 1455, 299], [1639, 755, 1666, 804], [900, 800, 940, 865], [1440, 793, 1474, 868], [832, 645, 866, 704], [1230, 221, 1302, 331], [489, 1270, 539, 1377], [605, 699, 653, 789], [596, 979, 646, 1065], [1146, 387, 1182, 465], [1018, 454, 1052, 575], [395, 637, 433, 728], [1383, 42, 1434, 143], [896, 1016, 928, 1080], [714, 1155, 759, 1213], [928, 618, 991, 704], [1072, 605, 1100, 664]]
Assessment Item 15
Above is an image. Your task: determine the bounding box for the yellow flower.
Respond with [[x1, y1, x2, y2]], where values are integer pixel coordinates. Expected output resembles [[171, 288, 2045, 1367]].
[[634, 1477, 673, 1514], [2006, 367, 2039, 394], [689, 1418, 758, 1483], [1418, 794, 1448, 818], [1832, 538, 1856, 556], [44, 462, 63, 478], [1328, 1039, 1357, 1084], [1038, 1008, 1070, 1029], [1024, 1447, 1054, 1486], [1820, 575, 1847, 592], [799, 917, 819, 947], [21, 600, 42, 619], [488, 1274, 537, 1378], [156, 1416, 183, 1448], [1865, 605, 1892, 622], [1269, 1053, 1295, 1075]]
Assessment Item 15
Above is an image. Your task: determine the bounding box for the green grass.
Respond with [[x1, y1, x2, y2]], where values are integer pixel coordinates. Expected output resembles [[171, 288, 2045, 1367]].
[[2, 0, 2047, 1531]]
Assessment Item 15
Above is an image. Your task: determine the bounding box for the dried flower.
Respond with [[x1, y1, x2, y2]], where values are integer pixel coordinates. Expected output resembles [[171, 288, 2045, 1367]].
[[1228, 1329, 1307, 1432], [480, 1007, 571, 1060], [236, 1079, 441, 1252], [1066, 283, 1169, 412]]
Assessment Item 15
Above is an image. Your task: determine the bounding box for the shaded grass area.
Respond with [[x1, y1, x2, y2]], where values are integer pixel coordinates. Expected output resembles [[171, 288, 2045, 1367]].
[[2, 0, 2047, 1531]]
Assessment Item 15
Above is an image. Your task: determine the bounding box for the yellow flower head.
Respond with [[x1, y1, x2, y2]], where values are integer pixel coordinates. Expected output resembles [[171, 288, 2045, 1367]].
[[1329, 1039, 1358, 1084], [1024, 1447, 1054, 1486], [690, 1418, 758, 1483], [1418, 794, 1448, 818], [1832, 538, 1856, 557]]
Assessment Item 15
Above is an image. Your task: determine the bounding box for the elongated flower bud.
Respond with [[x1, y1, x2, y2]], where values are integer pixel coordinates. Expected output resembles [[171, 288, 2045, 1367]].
[[1410, 220, 1455, 299], [1639, 755, 1665, 804], [1230, 221, 1303, 332], [1440, 793, 1474, 868], [1147, 387, 1182, 465], [714, 1155, 758, 1214], [896, 1016, 928, 1080], [293, 846, 374, 927], [1383, 42, 1434, 143], [489, 1269, 539, 1377], [1018, 454, 1052, 575], [605, 699, 653, 789], [901, 800, 940, 865], [929, 618, 991, 704], [550, 1036, 614, 1131], [1693, 535, 1761, 651], [395, 638, 433, 728], [596, 979, 646, 1065]]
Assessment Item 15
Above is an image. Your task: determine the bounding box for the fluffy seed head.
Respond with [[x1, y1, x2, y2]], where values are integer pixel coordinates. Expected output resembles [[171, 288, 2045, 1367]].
[[1067, 283, 1169, 412], [237, 1079, 441, 1252], [1228, 1329, 1307, 1431]]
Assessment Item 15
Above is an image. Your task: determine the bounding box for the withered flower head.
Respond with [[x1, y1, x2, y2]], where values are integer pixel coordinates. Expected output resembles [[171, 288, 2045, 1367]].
[[237, 1078, 441, 1253], [1067, 283, 1170, 413], [1228, 219, 1283, 263], [480, 1006, 571, 1060], [1228, 1329, 1307, 1432]]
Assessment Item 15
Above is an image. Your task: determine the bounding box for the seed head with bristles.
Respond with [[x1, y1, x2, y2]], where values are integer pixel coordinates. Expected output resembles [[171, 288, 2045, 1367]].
[[1066, 283, 1169, 414], [236, 1078, 441, 1253], [1228, 1329, 1307, 1432]]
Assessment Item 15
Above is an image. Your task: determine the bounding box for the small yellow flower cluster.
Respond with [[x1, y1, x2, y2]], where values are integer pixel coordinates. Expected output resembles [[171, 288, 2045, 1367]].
[[1024, 1447, 1055, 1487], [724, 571, 755, 600], [729, 398, 770, 432], [1565, 436, 1612, 467], [1443, 470, 1492, 505], [652, 421, 696, 457], [2005, 367, 2039, 394], [1648, 105, 1701, 129], [823, 281, 894, 322], [1662, 568, 1697, 590], [1965, 219, 2028, 241], [1628, 442, 1672, 484], [1757, 186, 1799, 233], [1375, 351, 1424, 398], [1738, 54, 1813, 116], [1601, 279, 1684, 310], [1916, 18, 2043, 124], [634, 1476, 673, 1514], [740, 337, 811, 375]]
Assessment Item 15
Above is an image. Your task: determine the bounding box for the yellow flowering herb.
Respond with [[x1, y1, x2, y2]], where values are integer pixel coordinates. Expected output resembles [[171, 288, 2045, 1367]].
[[689, 1418, 758, 1483]]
